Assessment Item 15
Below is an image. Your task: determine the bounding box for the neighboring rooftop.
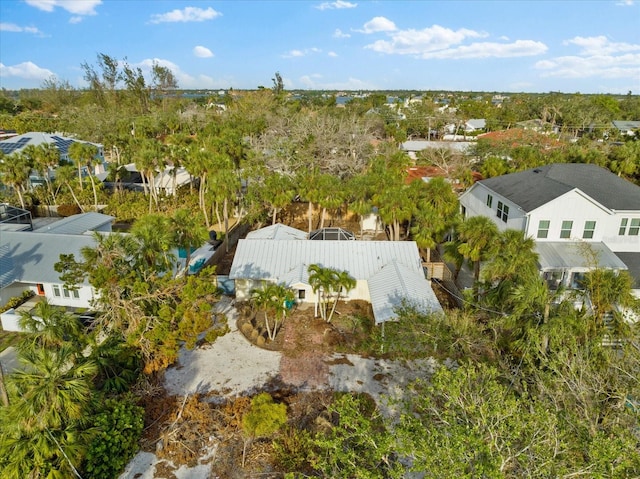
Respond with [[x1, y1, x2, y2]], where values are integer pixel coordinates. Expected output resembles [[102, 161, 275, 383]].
[[245, 223, 307, 241], [31, 212, 114, 235], [0, 131, 102, 159], [479, 163, 640, 212], [0, 231, 97, 287]]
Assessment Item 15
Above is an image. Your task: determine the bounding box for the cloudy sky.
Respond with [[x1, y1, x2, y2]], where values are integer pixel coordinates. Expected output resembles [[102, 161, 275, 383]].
[[1, 0, 639, 93]]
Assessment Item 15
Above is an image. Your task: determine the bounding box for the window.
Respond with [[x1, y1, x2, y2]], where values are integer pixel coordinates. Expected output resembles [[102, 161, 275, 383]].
[[486, 194, 493, 208], [630, 219, 640, 236], [619, 218, 628, 235], [571, 272, 586, 289], [560, 220, 573, 239], [582, 221, 596, 239], [496, 201, 509, 222], [63, 288, 70, 298], [298, 289, 305, 300], [36, 283, 45, 296], [72, 289, 80, 299], [537, 220, 550, 239], [53, 285, 61, 297]]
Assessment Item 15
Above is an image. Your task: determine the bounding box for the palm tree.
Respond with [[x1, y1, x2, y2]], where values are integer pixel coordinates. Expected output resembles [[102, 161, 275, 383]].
[[328, 270, 357, 322], [170, 208, 208, 277], [308, 264, 356, 323], [308, 264, 336, 321], [24, 143, 60, 207], [251, 283, 294, 340], [130, 214, 176, 273], [18, 300, 83, 351], [67, 141, 100, 209], [0, 151, 32, 208], [481, 229, 539, 308], [456, 216, 499, 299], [1, 345, 97, 478], [53, 164, 84, 211]]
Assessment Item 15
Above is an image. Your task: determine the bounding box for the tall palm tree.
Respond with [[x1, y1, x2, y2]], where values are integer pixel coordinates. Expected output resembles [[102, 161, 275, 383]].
[[0, 151, 32, 209], [170, 208, 208, 277], [308, 265, 356, 323], [130, 213, 176, 273], [53, 164, 84, 211], [24, 143, 60, 207], [456, 216, 499, 299], [67, 141, 100, 209], [251, 283, 294, 340]]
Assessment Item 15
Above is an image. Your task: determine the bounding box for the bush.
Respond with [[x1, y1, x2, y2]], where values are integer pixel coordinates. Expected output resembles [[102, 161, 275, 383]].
[[0, 289, 35, 314], [83, 396, 145, 479], [57, 204, 81, 217]]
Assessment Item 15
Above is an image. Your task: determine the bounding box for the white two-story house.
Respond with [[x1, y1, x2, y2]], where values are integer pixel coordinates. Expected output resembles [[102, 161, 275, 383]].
[[459, 163, 640, 295]]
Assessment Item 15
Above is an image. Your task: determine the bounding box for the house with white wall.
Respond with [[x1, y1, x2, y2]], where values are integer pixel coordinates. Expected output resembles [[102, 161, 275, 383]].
[[0, 212, 114, 331], [229, 226, 443, 324], [459, 163, 640, 295]]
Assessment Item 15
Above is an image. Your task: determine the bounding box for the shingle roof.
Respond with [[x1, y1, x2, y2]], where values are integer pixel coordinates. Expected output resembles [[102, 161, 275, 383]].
[[480, 163, 640, 212], [0, 231, 97, 286], [614, 252, 640, 289]]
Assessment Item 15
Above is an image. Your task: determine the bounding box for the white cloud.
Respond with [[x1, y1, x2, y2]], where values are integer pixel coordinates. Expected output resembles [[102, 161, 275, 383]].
[[193, 45, 214, 58], [615, 0, 634, 5], [328, 51, 338, 57], [282, 48, 322, 58], [298, 74, 375, 90], [0, 23, 43, 34], [0, 61, 55, 81], [150, 6, 222, 24], [535, 53, 640, 79], [564, 35, 640, 55], [316, 1, 357, 10], [333, 28, 351, 38], [69, 16, 82, 24], [419, 40, 548, 59], [365, 24, 486, 55], [535, 35, 640, 81], [357, 16, 397, 34], [25, 0, 101, 15]]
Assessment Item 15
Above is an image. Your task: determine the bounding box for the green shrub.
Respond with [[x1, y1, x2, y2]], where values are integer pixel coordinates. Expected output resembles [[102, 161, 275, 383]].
[[83, 396, 144, 479], [0, 289, 35, 314]]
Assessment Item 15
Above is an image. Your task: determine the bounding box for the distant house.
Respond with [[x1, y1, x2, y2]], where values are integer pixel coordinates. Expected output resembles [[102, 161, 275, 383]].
[[99, 163, 194, 195], [0, 213, 114, 331], [401, 140, 473, 160], [0, 132, 106, 186], [611, 120, 640, 136], [229, 231, 443, 324], [459, 163, 640, 297]]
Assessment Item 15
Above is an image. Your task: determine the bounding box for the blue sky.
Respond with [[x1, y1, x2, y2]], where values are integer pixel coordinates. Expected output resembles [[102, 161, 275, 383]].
[[1, 0, 639, 93]]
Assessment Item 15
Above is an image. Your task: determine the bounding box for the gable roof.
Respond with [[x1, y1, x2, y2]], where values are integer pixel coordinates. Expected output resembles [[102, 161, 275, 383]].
[[245, 223, 307, 240], [0, 132, 102, 158], [368, 260, 442, 324], [229, 239, 441, 324], [0, 231, 97, 287], [479, 163, 640, 212], [229, 240, 425, 282], [611, 120, 640, 132]]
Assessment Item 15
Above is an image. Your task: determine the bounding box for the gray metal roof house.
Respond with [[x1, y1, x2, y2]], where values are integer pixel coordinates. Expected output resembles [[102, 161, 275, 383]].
[[229, 235, 443, 324]]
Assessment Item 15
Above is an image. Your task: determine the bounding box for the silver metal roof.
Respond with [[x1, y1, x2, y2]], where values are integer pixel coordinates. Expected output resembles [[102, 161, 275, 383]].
[[0, 231, 97, 286], [229, 239, 425, 282], [229, 239, 443, 323], [245, 223, 307, 241], [535, 241, 628, 271], [32, 212, 114, 235], [368, 260, 443, 324]]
